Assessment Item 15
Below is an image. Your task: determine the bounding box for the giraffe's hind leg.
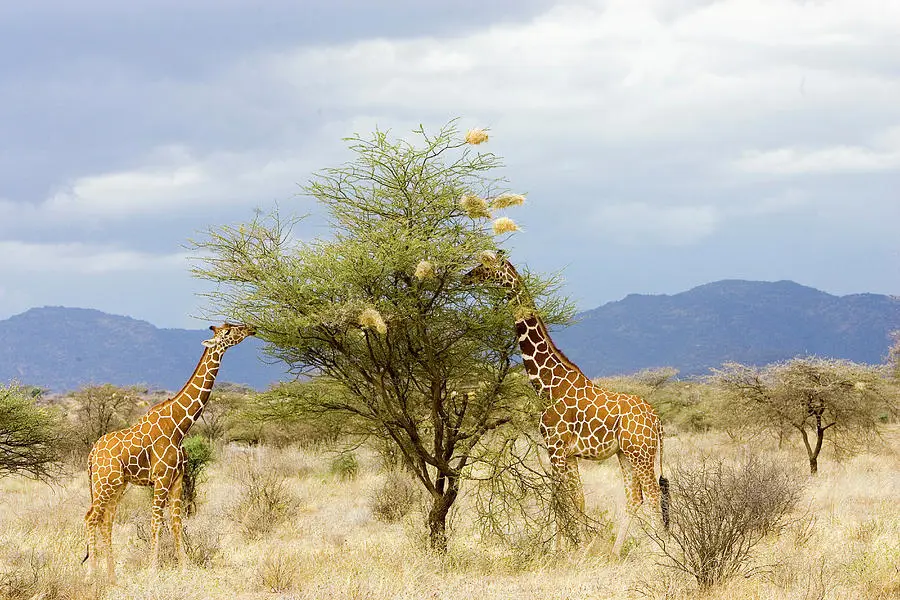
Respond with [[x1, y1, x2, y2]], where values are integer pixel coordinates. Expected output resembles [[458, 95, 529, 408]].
[[634, 456, 664, 532], [168, 472, 189, 569], [149, 481, 168, 573], [84, 504, 104, 582], [613, 450, 642, 557], [101, 486, 126, 585]]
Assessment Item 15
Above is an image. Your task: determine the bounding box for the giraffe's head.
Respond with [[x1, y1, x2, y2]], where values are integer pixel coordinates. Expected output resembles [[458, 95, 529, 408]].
[[463, 250, 521, 290], [202, 322, 256, 351]]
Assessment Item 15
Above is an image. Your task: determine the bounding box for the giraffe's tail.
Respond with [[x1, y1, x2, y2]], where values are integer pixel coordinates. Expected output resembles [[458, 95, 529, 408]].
[[82, 458, 94, 564], [657, 423, 670, 531]]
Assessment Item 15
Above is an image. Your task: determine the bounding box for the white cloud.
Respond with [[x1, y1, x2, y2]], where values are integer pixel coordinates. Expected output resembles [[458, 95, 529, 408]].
[[592, 203, 720, 246], [0, 146, 325, 229], [735, 127, 900, 174], [0, 241, 187, 274]]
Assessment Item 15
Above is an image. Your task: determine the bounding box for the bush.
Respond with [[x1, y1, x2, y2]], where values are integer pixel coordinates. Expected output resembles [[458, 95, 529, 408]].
[[227, 461, 300, 539], [329, 452, 359, 481], [182, 435, 215, 516], [371, 472, 421, 522], [69, 384, 143, 455], [0, 384, 64, 480], [257, 549, 300, 593], [646, 454, 803, 589]]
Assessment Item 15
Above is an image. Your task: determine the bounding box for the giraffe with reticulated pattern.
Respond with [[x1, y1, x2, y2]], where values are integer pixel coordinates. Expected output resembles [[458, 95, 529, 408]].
[[465, 252, 668, 555], [83, 323, 254, 584]]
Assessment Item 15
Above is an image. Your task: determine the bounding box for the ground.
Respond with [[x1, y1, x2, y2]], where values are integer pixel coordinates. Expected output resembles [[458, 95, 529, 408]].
[[1, 428, 898, 600]]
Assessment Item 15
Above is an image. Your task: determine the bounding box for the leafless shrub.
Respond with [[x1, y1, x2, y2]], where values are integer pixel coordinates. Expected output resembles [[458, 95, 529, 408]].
[[371, 471, 421, 522], [645, 453, 803, 589], [183, 525, 222, 568], [0, 546, 97, 600], [471, 432, 607, 554], [257, 549, 300, 593], [227, 460, 300, 539]]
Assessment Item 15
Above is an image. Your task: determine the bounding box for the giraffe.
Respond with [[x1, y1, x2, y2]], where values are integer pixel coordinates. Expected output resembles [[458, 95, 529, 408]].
[[83, 323, 255, 584], [464, 252, 669, 555]]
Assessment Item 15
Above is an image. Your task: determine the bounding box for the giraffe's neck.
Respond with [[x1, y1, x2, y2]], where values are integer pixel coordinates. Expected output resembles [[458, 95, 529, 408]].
[[162, 347, 223, 441], [515, 314, 588, 400]]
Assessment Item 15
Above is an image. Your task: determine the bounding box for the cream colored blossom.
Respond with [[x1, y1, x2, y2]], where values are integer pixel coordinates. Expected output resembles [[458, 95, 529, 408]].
[[479, 250, 498, 265], [465, 128, 489, 145], [459, 194, 492, 219], [414, 260, 435, 281], [358, 308, 387, 335], [513, 305, 536, 321], [492, 217, 520, 235], [491, 193, 526, 209]]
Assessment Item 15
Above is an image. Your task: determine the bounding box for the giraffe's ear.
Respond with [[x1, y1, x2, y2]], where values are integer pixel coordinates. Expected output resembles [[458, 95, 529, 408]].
[[201, 339, 216, 348], [209, 325, 216, 332]]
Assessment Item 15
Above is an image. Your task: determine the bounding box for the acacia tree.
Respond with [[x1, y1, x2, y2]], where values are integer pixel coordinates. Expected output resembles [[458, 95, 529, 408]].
[[70, 384, 142, 453], [193, 123, 569, 550], [0, 384, 63, 480], [713, 358, 897, 475]]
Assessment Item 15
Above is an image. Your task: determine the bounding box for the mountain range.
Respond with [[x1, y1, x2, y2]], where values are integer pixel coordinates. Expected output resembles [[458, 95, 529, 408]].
[[1, 280, 898, 391]]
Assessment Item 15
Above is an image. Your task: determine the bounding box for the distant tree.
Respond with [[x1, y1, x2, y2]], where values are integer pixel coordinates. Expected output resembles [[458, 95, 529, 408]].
[[713, 358, 898, 475], [71, 384, 143, 451], [195, 382, 252, 442], [192, 122, 569, 551], [888, 330, 900, 381], [0, 384, 63, 479]]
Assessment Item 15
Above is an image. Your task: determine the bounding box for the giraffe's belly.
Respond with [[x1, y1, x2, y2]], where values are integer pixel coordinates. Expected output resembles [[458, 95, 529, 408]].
[[122, 448, 154, 486], [573, 436, 619, 461]]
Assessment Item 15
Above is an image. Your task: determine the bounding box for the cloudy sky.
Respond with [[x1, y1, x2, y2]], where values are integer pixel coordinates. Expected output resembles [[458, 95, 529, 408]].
[[1, 0, 898, 329]]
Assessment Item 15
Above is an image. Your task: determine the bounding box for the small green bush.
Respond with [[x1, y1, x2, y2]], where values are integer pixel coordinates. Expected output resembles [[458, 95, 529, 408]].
[[182, 435, 215, 516], [329, 452, 359, 481]]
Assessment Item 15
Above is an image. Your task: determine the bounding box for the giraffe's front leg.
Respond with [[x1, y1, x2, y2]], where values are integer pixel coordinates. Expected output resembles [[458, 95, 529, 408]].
[[563, 456, 585, 513], [149, 481, 168, 573], [548, 449, 583, 547], [168, 472, 189, 570]]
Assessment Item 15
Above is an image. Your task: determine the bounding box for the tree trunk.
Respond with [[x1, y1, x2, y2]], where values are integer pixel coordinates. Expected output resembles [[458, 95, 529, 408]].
[[809, 425, 826, 476], [797, 426, 819, 476], [427, 488, 458, 553]]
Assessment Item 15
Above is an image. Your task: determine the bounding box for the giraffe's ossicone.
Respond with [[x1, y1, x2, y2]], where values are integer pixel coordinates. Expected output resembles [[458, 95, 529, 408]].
[[465, 252, 669, 555], [83, 323, 254, 584]]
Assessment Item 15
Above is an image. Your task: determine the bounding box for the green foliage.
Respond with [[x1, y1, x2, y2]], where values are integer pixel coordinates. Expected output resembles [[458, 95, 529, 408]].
[[193, 121, 572, 550], [229, 380, 345, 448], [0, 384, 64, 480], [329, 452, 359, 481], [182, 435, 215, 516]]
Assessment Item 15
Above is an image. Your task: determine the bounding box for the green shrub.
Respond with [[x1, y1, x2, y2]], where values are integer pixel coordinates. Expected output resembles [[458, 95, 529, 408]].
[[182, 435, 215, 516], [329, 452, 359, 481], [0, 384, 64, 480]]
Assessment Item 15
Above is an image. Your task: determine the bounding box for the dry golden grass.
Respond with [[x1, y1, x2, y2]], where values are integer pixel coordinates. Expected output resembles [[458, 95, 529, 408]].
[[1, 428, 898, 599]]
